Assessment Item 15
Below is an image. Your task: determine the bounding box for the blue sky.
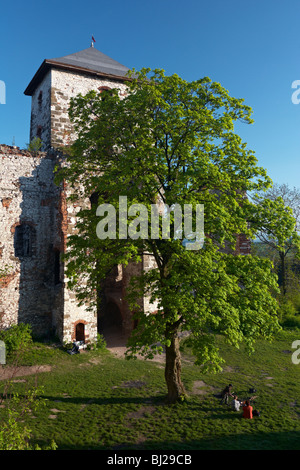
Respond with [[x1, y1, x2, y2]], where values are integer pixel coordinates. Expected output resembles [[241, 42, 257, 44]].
[[0, 0, 299, 188]]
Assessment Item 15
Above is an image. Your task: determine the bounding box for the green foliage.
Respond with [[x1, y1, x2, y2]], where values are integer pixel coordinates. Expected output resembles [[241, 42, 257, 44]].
[[27, 137, 42, 154], [0, 323, 33, 358], [280, 314, 300, 329], [91, 333, 107, 351], [0, 411, 32, 450], [57, 68, 297, 401], [278, 299, 297, 318], [251, 184, 300, 296], [0, 385, 57, 450], [277, 292, 300, 329]]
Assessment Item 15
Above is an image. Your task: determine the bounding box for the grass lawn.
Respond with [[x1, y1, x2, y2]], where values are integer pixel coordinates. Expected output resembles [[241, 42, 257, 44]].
[[1, 329, 300, 450]]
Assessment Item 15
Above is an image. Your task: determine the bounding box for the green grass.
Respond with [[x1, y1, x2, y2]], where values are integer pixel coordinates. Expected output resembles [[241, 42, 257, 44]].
[[1, 330, 300, 450]]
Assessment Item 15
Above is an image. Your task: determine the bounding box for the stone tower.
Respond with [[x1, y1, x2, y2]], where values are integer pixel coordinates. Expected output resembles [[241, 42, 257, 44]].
[[24, 45, 131, 151], [0, 46, 156, 344]]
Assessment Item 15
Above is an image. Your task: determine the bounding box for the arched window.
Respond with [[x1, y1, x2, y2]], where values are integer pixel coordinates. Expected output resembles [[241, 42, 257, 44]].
[[14, 224, 36, 258]]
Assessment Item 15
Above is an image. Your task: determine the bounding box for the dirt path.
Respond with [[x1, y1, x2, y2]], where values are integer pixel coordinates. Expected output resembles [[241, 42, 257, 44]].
[[103, 327, 165, 364], [0, 364, 52, 381]]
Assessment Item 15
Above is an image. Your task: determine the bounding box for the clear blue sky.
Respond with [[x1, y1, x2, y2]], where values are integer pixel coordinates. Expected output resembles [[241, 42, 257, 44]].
[[0, 0, 299, 188]]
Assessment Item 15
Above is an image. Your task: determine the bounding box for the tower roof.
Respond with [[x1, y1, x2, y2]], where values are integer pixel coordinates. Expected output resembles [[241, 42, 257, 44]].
[[24, 46, 131, 96]]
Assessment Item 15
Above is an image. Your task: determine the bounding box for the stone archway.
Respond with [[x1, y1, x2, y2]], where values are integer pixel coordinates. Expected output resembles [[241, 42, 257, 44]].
[[100, 301, 123, 331], [98, 300, 125, 347], [71, 320, 88, 343]]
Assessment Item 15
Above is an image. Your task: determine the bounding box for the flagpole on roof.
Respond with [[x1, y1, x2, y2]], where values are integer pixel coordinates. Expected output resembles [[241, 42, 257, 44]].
[[91, 36, 96, 47]]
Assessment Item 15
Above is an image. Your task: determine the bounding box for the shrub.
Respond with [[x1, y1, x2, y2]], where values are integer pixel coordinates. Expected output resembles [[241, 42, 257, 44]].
[[90, 333, 107, 351], [280, 314, 300, 330], [278, 300, 297, 320], [0, 323, 33, 358], [0, 386, 57, 450]]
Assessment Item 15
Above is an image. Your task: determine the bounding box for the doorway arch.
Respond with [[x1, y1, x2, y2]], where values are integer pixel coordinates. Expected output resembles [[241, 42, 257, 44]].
[[98, 300, 123, 335], [75, 322, 85, 342]]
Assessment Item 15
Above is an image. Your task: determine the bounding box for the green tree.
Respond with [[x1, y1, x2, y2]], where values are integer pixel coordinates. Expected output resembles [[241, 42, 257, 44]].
[[251, 183, 300, 296], [57, 69, 296, 403]]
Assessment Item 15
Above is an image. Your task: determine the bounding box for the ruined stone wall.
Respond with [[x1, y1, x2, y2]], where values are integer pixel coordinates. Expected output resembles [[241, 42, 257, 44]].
[[0, 66, 156, 343], [0, 145, 58, 335], [0, 145, 98, 343], [45, 70, 128, 341]]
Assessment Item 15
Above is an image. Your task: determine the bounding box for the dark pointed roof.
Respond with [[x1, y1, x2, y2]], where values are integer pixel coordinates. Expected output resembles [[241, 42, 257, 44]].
[[24, 46, 131, 96], [50, 47, 130, 77]]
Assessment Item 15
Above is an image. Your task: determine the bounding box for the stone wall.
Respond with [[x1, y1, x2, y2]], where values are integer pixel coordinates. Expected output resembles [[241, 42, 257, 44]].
[[0, 145, 58, 335], [30, 68, 128, 151], [0, 145, 98, 343], [58, 183, 97, 344], [30, 71, 51, 149]]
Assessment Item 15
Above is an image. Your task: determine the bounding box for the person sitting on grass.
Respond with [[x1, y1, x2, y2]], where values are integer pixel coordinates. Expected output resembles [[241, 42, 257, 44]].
[[231, 395, 241, 412], [242, 400, 253, 419]]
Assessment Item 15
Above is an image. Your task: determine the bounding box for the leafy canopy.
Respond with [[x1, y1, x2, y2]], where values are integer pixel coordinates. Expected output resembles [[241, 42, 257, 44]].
[[57, 68, 297, 372]]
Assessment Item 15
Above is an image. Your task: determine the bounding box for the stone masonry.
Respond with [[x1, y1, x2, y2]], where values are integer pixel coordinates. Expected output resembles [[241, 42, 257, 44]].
[[0, 145, 60, 336]]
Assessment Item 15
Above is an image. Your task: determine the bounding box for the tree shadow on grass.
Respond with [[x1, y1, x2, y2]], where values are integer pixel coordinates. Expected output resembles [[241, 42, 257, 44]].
[[6, 393, 169, 407], [36, 394, 240, 414], [32, 429, 300, 451]]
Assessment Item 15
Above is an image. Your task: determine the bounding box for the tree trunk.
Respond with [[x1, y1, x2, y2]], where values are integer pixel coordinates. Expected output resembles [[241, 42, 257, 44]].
[[164, 327, 186, 403], [280, 251, 286, 296]]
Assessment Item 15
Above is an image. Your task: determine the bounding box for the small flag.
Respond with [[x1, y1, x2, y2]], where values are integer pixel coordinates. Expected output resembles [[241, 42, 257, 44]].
[[92, 36, 96, 43]]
